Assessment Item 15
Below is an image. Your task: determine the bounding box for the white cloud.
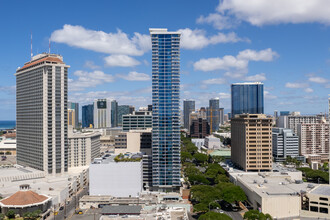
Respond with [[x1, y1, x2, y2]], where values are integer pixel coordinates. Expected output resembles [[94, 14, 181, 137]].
[[179, 28, 249, 50], [197, 13, 238, 30], [201, 78, 227, 85], [104, 55, 140, 67], [216, 0, 330, 26], [69, 70, 115, 91], [84, 61, 100, 69], [304, 88, 314, 93], [51, 25, 149, 56], [245, 73, 266, 81], [237, 48, 279, 61], [116, 71, 151, 81], [0, 85, 16, 95], [264, 91, 277, 100], [194, 55, 248, 72], [219, 92, 231, 99], [285, 82, 308, 88], [308, 76, 328, 84], [193, 48, 277, 79]]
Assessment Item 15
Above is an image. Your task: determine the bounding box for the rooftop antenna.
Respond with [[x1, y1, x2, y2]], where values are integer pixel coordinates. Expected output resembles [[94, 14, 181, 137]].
[[30, 31, 33, 60]]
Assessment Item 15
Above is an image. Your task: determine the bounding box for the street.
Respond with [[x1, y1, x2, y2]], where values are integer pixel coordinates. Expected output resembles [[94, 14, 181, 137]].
[[47, 187, 89, 220]]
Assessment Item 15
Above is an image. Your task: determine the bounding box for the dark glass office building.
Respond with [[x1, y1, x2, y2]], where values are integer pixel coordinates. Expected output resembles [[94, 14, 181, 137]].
[[82, 104, 94, 128], [111, 100, 118, 127], [150, 28, 181, 190], [231, 82, 264, 118], [207, 98, 220, 132], [183, 100, 195, 130]]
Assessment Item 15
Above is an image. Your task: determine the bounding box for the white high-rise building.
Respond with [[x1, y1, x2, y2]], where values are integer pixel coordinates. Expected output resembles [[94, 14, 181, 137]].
[[272, 128, 299, 162], [93, 99, 111, 128], [16, 53, 69, 174]]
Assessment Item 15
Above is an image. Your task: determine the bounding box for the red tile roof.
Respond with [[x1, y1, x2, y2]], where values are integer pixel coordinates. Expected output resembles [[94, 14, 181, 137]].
[[18, 56, 64, 72], [0, 191, 49, 206]]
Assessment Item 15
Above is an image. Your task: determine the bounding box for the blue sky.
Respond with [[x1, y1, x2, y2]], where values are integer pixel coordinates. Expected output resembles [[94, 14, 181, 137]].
[[0, 0, 330, 120]]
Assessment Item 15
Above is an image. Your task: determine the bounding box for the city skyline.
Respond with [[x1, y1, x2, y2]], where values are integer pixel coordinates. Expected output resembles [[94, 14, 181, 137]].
[[1, 0, 330, 120]]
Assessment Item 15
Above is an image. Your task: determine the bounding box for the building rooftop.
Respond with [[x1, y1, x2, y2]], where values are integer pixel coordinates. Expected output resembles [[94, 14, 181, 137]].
[[309, 185, 330, 196], [232, 82, 263, 85], [101, 205, 142, 215], [235, 172, 314, 198], [0, 190, 50, 207]]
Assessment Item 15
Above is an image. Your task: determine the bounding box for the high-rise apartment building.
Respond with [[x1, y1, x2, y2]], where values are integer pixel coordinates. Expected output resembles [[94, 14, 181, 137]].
[[68, 102, 79, 128], [122, 111, 152, 132], [68, 109, 75, 127], [111, 100, 118, 127], [16, 53, 69, 174], [82, 104, 94, 128], [231, 114, 272, 171], [272, 128, 299, 162], [207, 98, 220, 132], [93, 99, 111, 128], [150, 28, 181, 190], [231, 82, 264, 118], [297, 121, 330, 160], [183, 100, 195, 130], [287, 115, 318, 134]]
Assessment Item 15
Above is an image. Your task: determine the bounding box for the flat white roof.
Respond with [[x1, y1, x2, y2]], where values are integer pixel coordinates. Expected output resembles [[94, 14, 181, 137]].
[[232, 82, 263, 85]]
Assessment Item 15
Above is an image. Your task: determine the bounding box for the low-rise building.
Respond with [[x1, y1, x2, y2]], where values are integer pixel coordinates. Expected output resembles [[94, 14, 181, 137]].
[[0, 138, 16, 155], [191, 139, 205, 150], [230, 171, 310, 219], [68, 131, 101, 167], [122, 111, 152, 132], [301, 185, 330, 218], [89, 155, 143, 197], [0, 190, 52, 216], [204, 135, 221, 150]]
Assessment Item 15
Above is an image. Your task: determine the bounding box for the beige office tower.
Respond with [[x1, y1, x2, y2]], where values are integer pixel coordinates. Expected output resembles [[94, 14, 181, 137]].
[[16, 53, 69, 174], [68, 109, 75, 127], [231, 114, 272, 171]]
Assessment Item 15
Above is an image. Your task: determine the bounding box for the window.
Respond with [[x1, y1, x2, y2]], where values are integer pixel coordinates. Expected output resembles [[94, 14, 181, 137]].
[[320, 197, 328, 201], [310, 206, 318, 212], [320, 207, 328, 213]]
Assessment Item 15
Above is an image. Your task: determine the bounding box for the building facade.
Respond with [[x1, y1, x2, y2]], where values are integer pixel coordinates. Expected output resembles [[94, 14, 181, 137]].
[[189, 118, 210, 138], [150, 28, 181, 190], [272, 128, 299, 162], [82, 104, 94, 128], [16, 53, 69, 174], [297, 121, 330, 160], [118, 105, 130, 126], [111, 100, 118, 127], [68, 102, 79, 128], [68, 131, 101, 167], [93, 99, 111, 128], [68, 109, 75, 127], [183, 100, 195, 130], [207, 98, 220, 132], [231, 114, 272, 171], [122, 111, 152, 132], [231, 82, 264, 118]]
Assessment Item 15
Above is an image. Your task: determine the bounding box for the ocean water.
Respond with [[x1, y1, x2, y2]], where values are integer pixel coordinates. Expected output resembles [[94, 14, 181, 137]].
[[0, 120, 16, 130]]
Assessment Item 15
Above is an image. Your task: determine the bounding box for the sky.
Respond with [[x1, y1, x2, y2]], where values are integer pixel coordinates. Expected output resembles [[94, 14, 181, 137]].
[[0, 0, 330, 120]]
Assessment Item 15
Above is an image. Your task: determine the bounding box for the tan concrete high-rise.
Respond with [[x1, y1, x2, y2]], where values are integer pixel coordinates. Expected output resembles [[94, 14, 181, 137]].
[[68, 109, 75, 127], [231, 114, 272, 171]]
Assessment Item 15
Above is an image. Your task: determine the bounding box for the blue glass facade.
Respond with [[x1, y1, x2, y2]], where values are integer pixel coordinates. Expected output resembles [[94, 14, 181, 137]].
[[111, 100, 118, 127], [82, 104, 93, 128], [231, 83, 264, 118], [150, 28, 181, 188]]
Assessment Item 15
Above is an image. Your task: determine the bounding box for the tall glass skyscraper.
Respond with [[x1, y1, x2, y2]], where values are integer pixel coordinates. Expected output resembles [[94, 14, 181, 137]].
[[82, 104, 94, 128], [150, 28, 181, 190], [183, 100, 195, 130], [111, 100, 118, 127], [231, 82, 264, 118]]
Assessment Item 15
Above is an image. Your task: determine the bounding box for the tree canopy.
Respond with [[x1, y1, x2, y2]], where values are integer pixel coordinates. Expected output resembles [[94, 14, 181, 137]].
[[199, 212, 233, 220]]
